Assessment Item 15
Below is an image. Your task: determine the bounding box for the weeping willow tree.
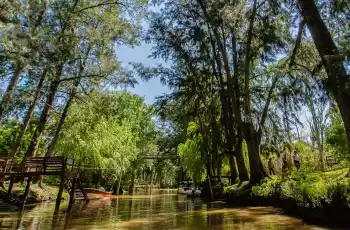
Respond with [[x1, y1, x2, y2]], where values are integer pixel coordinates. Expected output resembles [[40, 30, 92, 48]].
[[55, 91, 156, 190], [178, 122, 206, 185]]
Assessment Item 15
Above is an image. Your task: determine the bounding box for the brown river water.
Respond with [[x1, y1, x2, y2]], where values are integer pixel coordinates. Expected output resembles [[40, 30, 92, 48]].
[[0, 190, 328, 230]]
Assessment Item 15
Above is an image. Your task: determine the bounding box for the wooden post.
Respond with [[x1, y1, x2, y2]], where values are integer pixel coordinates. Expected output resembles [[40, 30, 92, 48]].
[[8, 177, 14, 195], [56, 160, 66, 210], [23, 177, 32, 204], [56, 174, 65, 210], [64, 199, 74, 230], [69, 178, 76, 205]]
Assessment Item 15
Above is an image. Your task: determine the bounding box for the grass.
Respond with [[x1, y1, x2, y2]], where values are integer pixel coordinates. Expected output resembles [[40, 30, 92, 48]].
[[225, 168, 350, 208]]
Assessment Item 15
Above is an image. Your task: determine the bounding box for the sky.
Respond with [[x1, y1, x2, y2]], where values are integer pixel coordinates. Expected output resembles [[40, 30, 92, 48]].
[[114, 4, 170, 106], [115, 42, 169, 105]]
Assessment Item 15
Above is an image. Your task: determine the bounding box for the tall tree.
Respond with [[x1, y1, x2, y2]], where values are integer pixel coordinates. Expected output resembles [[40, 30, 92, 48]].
[[297, 0, 350, 152]]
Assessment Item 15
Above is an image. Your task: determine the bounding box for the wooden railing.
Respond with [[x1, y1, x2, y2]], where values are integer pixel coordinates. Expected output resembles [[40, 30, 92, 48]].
[[0, 156, 75, 176]]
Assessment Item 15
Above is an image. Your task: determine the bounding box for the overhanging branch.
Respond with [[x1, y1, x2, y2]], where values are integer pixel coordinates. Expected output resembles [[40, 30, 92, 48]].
[[73, 1, 126, 13]]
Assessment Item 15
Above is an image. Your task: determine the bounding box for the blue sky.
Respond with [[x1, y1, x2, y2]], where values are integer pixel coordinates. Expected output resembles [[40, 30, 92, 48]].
[[116, 41, 169, 105], [115, 4, 169, 105]]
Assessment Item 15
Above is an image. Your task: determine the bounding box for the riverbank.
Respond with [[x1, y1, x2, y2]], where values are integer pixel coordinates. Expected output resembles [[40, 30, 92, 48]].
[[225, 168, 350, 228], [0, 182, 69, 206]]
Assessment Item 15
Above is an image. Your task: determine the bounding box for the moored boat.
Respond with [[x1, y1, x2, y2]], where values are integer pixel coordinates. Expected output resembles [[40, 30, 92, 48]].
[[178, 181, 193, 194], [85, 188, 112, 200], [178, 181, 201, 196]]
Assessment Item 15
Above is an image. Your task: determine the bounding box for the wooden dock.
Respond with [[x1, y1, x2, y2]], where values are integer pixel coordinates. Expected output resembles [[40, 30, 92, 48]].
[[0, 156, 88, 208]]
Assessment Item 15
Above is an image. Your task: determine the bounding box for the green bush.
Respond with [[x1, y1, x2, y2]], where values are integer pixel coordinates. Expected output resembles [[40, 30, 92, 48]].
[[250, 169, 350, 208]]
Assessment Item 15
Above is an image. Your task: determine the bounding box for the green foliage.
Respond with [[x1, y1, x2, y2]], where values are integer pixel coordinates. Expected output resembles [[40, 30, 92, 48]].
[[292, 141, 318, 170], [251, 169, 350, 208], [178, 122, 205, 184], [326, 106, 349, 158], [56, 91, 155, 186], [251, 177, 281, 198], [0, 119, 31, 159], [0, 120, 20, 156]]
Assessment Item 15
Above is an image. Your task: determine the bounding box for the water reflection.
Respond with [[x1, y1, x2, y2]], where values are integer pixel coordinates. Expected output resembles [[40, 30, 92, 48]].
[[0, 190, 326, 229]]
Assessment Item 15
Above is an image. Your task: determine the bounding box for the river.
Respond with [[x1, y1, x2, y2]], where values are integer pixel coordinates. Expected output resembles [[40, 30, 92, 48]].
[[0, 190, 327, 229]]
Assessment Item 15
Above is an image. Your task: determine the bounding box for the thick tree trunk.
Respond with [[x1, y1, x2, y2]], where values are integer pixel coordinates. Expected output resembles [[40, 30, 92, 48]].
[[228, 154, 237, 185], [0, 65, 24, 120], [10, 70, 47, 158], [235, 138, 250, 182], [206, 159, 214, 178], [298, 0, 350, 152], [25, 80, 60, 157], [244, 123, 268, 183], [211, 156, 217, 176], [231, 32, 250, 182], [243, 0, 258, 118], [217, 156, 223, 177]]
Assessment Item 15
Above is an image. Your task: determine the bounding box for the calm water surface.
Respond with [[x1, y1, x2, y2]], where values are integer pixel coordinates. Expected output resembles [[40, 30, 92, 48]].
[[0, 190, 327, 230]]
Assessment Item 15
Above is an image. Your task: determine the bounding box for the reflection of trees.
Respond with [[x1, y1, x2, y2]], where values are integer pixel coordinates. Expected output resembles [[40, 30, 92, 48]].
[[0, 194, 318, 229], [128, 198, 133, 220], [206, 203, 223, 230]]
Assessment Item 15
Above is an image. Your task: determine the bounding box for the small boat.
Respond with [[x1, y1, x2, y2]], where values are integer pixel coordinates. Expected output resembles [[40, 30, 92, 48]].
[[85, 188, 112, 200], [184, 189, 201, 197], [178, 181, 193, 194], [178, 181, 201, 196]]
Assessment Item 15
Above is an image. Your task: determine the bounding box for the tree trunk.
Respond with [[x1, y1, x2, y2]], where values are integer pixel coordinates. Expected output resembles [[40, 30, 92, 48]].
[[0, 65, 25, 120], [114, 177, 122, 195], [10, 70, 47, 159], [129, 168, 135, 194], [298, 0, 350, 152], [244, 123, 267, 183], [228, 154, 237, 185], [231, 32, 250, 182], [243, 0, 258, 118], [206, 159, 213, 178], [25, 79, 60, 157], [319, 145, 326, 171], [235, 138, 250, 182], [217, 156, 223, 178], [45, 79, 79, 157]]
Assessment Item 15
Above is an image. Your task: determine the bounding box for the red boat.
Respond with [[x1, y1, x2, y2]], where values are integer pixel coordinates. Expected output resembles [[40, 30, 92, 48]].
[[85, 188, 113, 200]]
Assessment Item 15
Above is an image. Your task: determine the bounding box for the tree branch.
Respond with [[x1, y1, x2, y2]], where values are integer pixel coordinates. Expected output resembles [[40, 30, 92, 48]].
[[73, 1, 126, 13], [290, 19, 305, 67], [257, 75, 280, 142], [59, 74, 106, 83]]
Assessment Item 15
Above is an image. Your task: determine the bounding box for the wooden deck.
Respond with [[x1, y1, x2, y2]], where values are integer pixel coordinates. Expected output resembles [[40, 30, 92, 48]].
[[0, 156, 75, 178], [0, 156, 88, 208]]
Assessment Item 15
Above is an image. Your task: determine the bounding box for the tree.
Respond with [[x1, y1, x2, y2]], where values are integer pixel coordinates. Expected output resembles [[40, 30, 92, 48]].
[[178, 122, 206, 185], [297, 0, 350, 153], [55, 91, 155, 190], [326, 106, 349, 159]]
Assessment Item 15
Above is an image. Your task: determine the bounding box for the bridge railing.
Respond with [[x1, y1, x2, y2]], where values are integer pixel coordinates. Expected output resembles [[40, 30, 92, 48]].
[[0, 156, 75, 176]]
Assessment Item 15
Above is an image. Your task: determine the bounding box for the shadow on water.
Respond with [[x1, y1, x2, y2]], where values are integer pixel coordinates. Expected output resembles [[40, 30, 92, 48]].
[[0, 190, 329, 229]]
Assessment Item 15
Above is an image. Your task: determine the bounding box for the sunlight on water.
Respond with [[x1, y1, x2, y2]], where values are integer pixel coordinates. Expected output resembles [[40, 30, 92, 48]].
[[0, 190, 327, 230]]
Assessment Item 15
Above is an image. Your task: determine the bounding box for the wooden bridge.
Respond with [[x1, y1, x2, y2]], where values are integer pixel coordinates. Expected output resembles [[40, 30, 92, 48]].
[[0, 156, 88, 208], [143, 154, 178, 160]]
